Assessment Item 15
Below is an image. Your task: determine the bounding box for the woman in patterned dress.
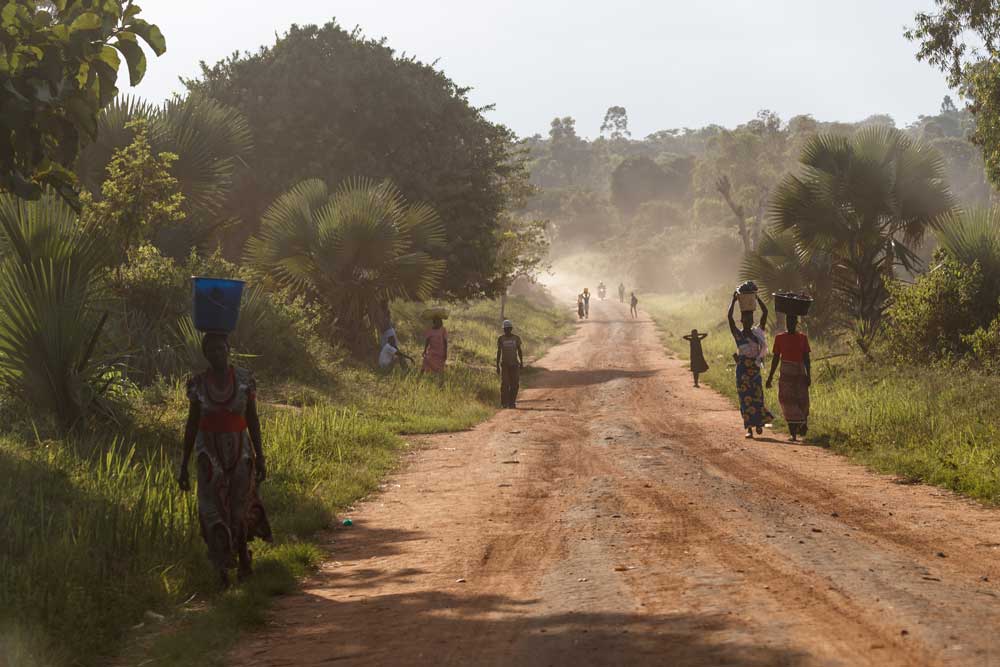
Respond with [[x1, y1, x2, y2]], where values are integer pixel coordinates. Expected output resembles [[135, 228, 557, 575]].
[[178, 333, 272, 588], [727, 292, 774, 439]]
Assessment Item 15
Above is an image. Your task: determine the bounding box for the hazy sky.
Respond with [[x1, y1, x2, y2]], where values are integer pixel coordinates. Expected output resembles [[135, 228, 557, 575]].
[[134, 0, 952, 139]]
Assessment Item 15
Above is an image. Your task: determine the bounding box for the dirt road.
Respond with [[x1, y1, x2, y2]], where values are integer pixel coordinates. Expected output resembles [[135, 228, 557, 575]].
[[232, 300, 1000, 666]]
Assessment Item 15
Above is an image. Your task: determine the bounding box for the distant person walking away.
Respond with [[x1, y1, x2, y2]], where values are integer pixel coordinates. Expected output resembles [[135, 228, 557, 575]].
[[583, 288, 591, 319], [421, 316, 448, 376], [766, 314, 811, 441], [496, 320, 524, 408], [630, 292, 639, 319], [577, 293, 585, 319], [618, 282, 626, 303], [682, 329, 710, 387], [728, 292, 773, 438]]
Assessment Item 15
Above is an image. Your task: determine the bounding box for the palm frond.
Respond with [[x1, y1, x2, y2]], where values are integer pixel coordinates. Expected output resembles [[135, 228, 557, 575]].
[[0, 192, 114, 428], [937, 208, 1000, 281], [247, 178, 449, 352]]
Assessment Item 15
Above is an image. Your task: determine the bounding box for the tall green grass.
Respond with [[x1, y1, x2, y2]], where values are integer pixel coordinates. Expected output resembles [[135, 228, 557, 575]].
[[0, 296, 573, 666], [645, 292, 1000, 505]]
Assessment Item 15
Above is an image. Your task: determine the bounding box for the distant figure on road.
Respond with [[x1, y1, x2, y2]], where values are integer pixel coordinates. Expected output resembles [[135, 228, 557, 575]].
[[728, 292, 773, 438], [766, 314, 811, 442], [682, 329, 710, 387], [496, 320, 524, 409], [618, 282, 626, 303], [583, 288, 591, 318], [421, 316, 448, 375], [597, 281, 607, 300], [630, 292, 638, 319], [577, 293, 585, 319]]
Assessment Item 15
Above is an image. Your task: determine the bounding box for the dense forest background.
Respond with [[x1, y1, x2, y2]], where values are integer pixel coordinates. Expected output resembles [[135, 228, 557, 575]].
[[522, 99, 990, 294]]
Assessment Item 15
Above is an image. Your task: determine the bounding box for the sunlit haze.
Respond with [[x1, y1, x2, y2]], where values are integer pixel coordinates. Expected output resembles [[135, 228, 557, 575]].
[[136, 0, 951, 137]]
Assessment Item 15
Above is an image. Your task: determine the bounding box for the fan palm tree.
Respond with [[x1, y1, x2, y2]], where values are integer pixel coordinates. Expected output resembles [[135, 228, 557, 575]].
[[933, 207, 1000, 322], [936, 208, 1000, 282], [741, 229, 836, 335], [0, 192, 114, 429], [75, 94, 253, 256], [769, 126, 954, 349], [246, 178, 447, 353]]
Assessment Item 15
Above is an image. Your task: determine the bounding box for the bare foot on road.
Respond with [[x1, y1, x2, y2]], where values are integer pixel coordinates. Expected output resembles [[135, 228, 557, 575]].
[[231, 301, 1000, 666]]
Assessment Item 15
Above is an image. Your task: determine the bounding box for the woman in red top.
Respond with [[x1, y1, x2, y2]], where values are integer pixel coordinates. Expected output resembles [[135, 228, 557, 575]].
[[178, 333, 272, 588], [766, 314, 811, 442]]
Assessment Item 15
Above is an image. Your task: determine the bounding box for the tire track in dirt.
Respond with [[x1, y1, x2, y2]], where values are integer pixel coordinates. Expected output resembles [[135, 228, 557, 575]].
[[230, 300, 1000, 666]]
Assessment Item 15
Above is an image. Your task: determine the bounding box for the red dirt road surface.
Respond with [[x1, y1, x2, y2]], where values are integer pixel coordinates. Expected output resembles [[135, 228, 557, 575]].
[[231, 300, 1000, 666]]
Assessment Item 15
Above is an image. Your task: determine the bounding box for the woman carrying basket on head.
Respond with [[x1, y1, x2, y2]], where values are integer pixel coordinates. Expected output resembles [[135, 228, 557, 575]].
[[727, 290, 773, 438], [766, 298, 812, 442]]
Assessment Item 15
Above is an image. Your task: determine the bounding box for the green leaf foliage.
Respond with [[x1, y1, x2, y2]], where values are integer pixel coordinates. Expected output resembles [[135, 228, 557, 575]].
[[82, 118, 186, 264], [0, 1, 165, 203]]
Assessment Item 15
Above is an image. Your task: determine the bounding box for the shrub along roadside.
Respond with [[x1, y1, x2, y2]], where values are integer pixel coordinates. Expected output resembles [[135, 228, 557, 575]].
[[0, 296, 573, 667], [644, 292, 1000, 505]]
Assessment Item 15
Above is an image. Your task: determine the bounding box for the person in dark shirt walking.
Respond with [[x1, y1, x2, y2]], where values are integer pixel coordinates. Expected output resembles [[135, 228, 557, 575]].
[[496, 320, 524, 409]]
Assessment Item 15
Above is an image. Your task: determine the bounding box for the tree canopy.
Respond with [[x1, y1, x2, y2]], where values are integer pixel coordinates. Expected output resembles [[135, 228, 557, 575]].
[[186, 21, 521, 299], [0, 0, 165, 203], [906, 1, 1000, 186]]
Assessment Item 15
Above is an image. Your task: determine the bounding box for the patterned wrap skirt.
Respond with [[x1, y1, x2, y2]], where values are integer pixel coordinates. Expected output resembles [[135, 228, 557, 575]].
[[778, 360, 810, 425], [736, 356, 774, 429]]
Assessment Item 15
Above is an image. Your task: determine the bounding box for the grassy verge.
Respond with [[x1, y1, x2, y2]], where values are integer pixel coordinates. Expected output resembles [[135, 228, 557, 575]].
[[644, 291, 1000, 505], [0, 295, 573, 667]]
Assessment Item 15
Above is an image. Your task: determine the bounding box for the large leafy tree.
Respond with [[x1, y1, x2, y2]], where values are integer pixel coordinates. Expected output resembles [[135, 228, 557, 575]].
[[246, 178, 446, 353], [906, 1, 1000, 187], [696, 111, 791, 253], [769, 126, 954, 349], [600, 106, 630, 140], [186, 21, 518, 299], [0, 0, 165, 202]]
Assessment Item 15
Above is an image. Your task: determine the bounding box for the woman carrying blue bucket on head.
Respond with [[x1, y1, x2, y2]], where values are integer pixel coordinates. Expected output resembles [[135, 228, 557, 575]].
[[179, 277, 272, 589]]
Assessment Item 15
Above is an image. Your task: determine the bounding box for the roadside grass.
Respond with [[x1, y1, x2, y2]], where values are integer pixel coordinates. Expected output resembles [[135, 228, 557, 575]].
[[644, 292, 1000, 505], [0, 295, 573, 667]]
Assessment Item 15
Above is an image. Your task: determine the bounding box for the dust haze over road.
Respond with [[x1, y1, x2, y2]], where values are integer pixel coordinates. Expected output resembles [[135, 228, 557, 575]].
[[231, 298, 1000, 666]]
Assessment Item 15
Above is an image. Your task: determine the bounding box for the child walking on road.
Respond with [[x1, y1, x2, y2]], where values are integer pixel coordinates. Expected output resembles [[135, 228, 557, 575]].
[[630, 292, 639, 319], [682, 329, 710, 387], [496, 320, 524, 409]]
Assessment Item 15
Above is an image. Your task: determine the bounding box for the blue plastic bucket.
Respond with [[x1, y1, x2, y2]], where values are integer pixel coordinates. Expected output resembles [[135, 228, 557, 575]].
[[191, 277, 245, 333]]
